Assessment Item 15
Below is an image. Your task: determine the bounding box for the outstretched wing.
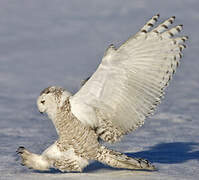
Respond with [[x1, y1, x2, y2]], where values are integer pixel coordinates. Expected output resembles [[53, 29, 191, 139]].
[[69, 14, 188, 142]]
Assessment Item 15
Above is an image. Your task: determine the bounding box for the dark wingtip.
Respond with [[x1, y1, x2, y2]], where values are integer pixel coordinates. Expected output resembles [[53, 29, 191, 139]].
[[172, 16, 176, 19], [184, 36, 189, 41]]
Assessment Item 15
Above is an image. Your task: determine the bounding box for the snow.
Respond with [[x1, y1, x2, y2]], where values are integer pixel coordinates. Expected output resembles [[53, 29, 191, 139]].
[[0, 0, 199, 179]]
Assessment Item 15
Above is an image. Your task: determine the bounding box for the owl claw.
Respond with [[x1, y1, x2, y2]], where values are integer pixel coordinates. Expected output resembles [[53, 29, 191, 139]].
[[17, 146, 32, 168], [20, 162, 25, 166], [16, 146, 26, 154]]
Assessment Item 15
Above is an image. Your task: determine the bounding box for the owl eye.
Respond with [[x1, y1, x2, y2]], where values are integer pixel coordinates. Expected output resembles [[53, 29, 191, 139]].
[[41, 100, 45, 104]]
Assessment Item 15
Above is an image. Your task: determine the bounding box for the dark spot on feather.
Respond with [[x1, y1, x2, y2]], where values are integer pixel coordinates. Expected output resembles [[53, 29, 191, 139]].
[[148, 23, 154, 27], [153, 30, 159, 34], [168, 32, 174, 37], [176, 26, 181, 32], [173, 39, 177, 44], [141, 29, 147, 33], [185, 36, 189, 40], [177, 61, 179, 67], [168, 19, 174, 24], [161, 24, 168, 29], [40, 87, 51, 95], [153, 17, 158, 21]]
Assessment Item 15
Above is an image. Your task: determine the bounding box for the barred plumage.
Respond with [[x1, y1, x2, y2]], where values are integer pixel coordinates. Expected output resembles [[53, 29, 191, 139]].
[[140, 14, 160, 33], [17, 14, 188, 172]]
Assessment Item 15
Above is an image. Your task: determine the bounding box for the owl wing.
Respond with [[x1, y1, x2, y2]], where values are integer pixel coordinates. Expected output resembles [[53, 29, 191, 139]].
[[69, 14, 188, 142]]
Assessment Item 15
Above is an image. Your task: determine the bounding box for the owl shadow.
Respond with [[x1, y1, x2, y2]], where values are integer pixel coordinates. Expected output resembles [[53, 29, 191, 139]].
[[84, 142, 199, 172]]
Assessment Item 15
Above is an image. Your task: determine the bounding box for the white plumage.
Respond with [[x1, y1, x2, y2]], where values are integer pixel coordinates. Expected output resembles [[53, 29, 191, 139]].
[[70, 14, 188, 142], [17, 14, 188, 172]]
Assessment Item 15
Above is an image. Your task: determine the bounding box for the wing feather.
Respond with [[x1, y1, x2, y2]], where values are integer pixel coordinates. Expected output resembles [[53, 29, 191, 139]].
[[69, 15, 188, 142]]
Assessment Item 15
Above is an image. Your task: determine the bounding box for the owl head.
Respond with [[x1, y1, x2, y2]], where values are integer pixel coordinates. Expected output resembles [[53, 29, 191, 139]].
[[37, 86, 71, 119]]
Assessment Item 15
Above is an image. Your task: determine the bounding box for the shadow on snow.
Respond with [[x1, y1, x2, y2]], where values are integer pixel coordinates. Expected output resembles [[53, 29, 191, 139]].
[[128, 142, 199, 164], [85, 142, 199, 172]]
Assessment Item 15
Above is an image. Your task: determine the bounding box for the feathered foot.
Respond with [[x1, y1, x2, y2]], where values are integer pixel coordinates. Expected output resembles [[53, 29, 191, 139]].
[[16, 146, 50, 171], [97, 146, 155, 171], [16, 146, 29, 166]]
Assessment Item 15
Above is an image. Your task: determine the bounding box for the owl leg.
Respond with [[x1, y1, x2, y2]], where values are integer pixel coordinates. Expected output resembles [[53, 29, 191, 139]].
[[42, 142, 89, 172], [97, 146, 155, 171], [53, 159, 83, 172], [16, 146, 51, 171]]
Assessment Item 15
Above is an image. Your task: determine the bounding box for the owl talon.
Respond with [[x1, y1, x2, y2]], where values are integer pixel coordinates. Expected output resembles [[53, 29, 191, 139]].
[[20, 162, 25, 166], [17, 147, 35, 169], [16, 146, 26, 154]]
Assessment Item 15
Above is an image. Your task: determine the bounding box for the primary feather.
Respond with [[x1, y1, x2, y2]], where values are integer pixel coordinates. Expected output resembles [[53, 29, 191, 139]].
[[70, 14, 188, 142]]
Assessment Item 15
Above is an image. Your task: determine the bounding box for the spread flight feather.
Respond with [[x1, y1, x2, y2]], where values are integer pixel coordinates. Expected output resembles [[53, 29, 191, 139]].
[[17, 14, 188, 172], [70, 14, 188, 142]]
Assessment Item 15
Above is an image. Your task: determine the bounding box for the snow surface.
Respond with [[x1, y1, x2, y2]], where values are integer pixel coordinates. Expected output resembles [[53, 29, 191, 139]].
[[0, 0, 199, 180]]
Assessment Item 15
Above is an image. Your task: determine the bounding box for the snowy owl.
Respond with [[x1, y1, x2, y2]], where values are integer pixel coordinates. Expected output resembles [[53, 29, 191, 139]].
[[17, 14, 188, 172]]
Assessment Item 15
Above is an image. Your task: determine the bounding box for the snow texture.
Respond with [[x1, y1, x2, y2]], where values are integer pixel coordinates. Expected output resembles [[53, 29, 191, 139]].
[[0, 0, 199, 180]]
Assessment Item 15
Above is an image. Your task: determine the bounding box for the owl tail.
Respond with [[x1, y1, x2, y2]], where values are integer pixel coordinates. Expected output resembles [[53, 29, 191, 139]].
[[97, 146, 155, 170]]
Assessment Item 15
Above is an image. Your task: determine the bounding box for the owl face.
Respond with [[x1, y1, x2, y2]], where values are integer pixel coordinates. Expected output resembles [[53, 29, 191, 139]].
[[37, 86, 71, 119]]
